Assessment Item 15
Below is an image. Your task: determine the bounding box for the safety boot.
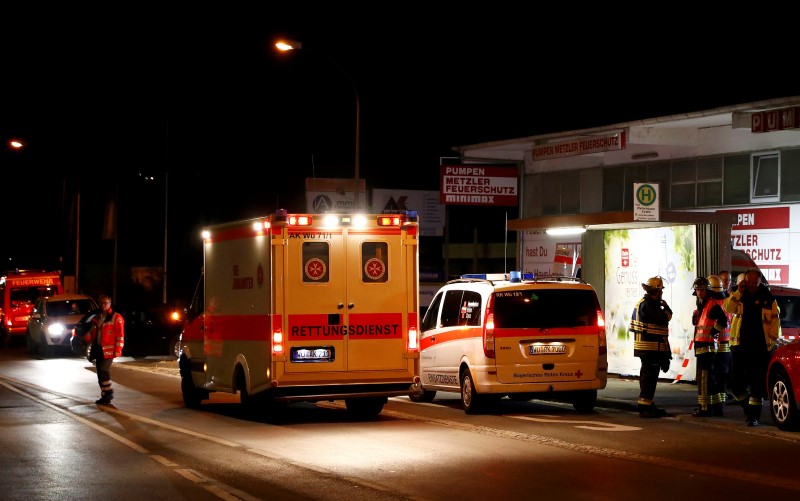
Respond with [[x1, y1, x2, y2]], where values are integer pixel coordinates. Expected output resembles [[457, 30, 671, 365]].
[[745, 404, 762, 427], [638, 404, 669, 418], [95, 390, 114, 405]]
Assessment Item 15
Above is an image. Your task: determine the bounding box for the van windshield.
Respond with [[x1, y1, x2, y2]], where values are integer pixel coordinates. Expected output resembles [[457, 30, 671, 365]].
[[493, 289, 598, 329]]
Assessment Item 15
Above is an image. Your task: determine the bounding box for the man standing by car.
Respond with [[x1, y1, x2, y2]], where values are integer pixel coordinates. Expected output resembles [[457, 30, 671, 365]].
[[84, 295, 125, 405], [690, 276, 728, 417], [630, 276, 673, 418], [723, 269, 780, 426]]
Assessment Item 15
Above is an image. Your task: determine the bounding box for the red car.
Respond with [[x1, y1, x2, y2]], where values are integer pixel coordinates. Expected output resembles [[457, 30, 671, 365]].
[[767, 339, 800, 431]]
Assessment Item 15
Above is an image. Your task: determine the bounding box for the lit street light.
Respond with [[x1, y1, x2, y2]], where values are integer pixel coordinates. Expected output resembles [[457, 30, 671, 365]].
[[275, 39, 361, 209]]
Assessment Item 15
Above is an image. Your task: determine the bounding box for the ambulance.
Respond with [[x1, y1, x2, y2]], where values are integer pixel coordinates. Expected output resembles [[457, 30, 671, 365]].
[[1, 270, 64, 341], [178, 209, 422, 417]]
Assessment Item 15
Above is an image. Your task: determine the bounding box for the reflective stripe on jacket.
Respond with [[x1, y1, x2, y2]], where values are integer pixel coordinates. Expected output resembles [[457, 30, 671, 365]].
[[713, 297, 732, 352], [84, 311, 125, 358], [630, 297, 671, 356], [723, 288, 781, 351]]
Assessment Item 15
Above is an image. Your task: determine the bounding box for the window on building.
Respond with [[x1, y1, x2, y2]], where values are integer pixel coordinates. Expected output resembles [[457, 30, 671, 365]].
[[781, 148, 800, 202], [623, 165, 647, 210], [752, 152, 780, 203], [646, 164, 671, 209], [560, 172, 580, 214], [541, 171, 581, 215], [602, 167, 624, 212], [670, 160, 696, 208], [696, 157, 722, 207], [723, 154, 750, 205], [541, 172, 561, 215]]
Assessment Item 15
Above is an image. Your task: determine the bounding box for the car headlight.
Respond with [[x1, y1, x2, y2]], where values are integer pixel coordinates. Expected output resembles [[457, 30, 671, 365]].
[[47, 323, 67, 337]]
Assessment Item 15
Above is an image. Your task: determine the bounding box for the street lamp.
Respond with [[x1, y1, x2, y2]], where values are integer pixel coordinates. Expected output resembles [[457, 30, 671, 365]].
[[275, 39, 361, 209]]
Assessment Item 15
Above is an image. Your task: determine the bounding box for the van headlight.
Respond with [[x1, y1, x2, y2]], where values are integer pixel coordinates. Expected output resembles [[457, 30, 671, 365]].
[[47, 323, 67, 336]]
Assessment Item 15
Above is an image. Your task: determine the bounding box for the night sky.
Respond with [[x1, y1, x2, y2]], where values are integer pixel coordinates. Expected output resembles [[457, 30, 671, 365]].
[[2, 7, 795, 302]]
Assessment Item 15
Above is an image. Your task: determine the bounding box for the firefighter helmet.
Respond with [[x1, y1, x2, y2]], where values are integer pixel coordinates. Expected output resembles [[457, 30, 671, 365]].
[[706, 275, 723, 292], [642, 276, 665, 292], [692, 276, 710, 296]]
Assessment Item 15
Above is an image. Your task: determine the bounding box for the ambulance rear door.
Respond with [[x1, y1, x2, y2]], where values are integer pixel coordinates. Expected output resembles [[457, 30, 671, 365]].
[[344, 224, 407, 371], [282, 216, 409, 373], [283, 224, 348, 372]]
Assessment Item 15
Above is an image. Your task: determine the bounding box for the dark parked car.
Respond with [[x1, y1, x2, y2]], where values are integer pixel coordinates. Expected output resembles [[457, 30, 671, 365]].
[[767, 339, 800, 431], [71, 304, 184, 359]]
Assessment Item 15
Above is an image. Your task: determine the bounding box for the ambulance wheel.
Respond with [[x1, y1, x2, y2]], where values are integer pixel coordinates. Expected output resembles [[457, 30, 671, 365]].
[[409, 389, 436, 403], [181, 374, 203, 408], [345, 397, 386, 418], [572, 389, 597, 413], [460, 370, 485, 414]]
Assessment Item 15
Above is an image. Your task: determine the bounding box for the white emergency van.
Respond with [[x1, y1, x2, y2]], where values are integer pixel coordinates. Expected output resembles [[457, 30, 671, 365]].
[[415, 272, 607, 413], [178, 209, 422, 417]]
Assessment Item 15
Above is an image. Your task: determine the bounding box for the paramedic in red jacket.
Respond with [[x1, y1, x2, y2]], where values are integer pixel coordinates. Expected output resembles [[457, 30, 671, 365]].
[[84, 295, 125, 405]]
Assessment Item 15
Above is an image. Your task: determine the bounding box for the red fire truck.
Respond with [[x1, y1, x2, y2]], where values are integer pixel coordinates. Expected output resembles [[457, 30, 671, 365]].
[[1, 270, 64, 342]]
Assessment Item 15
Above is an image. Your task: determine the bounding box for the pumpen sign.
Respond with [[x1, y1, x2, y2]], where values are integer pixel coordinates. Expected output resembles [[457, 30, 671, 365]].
[[439, 165, 518, 206]]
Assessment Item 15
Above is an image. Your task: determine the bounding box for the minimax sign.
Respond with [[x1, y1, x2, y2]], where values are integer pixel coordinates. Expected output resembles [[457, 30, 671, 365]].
[[439, 165, 518, 206]]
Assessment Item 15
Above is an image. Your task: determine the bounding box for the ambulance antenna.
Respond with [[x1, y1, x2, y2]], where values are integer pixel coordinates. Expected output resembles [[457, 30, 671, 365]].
[[504, 211, 508, 274]]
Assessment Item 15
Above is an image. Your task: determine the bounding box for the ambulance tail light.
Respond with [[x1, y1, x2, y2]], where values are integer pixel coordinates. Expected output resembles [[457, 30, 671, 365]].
[[287, 215, 312, 226], [272, 328, 284, 355], [407, 325, 418, 351], [377, 210, 418, 227], [378, 215, 401, 226], [483, 295, 495, 358], [596, 308, 607, 355]]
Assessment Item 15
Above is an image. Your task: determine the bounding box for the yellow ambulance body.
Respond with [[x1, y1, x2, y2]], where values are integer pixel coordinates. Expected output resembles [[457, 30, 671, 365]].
[[179, 210, 422, 417]]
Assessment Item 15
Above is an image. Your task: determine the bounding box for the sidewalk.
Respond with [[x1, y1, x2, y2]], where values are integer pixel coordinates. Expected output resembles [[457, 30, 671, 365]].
[[600, 374, 785, 432]]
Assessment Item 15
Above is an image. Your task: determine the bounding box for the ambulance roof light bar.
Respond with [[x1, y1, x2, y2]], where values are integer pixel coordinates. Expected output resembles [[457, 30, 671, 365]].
[[461, 271, 535, 282]]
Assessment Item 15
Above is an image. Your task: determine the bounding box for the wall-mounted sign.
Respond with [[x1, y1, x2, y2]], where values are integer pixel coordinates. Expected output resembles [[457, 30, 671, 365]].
[[751, 106, 800, 133], [532, 130, 626, 160], [633, 183, 659, 222], [439, 165, 518, 206]]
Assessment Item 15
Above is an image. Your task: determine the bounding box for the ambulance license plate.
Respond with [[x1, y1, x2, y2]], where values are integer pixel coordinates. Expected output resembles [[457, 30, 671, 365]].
[[291, 346, 334, 363], [530, 345, 566, 355]]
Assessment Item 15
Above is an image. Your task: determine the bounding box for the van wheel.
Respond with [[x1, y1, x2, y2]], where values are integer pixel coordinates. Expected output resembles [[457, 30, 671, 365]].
[[345, 397, 386, 418], [572, 389, 597, 413], [409, 390, 437, 403], [26, 333, 39, 357], [169, 337, 181, 359], [460, 370, 484, 414]]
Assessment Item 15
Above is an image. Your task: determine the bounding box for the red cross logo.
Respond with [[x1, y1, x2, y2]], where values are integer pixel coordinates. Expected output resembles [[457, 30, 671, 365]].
[[575, 370, 583, 379]]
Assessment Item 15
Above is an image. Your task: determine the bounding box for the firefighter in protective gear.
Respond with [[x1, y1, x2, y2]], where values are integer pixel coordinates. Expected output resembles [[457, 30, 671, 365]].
[[83, 295, 125, 405], [630, 276, 673, 418], [725, 273, 746, 406], [708, 274, 732, 408], [723, 269, 780, 426], [690, 276, 728, 417]]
